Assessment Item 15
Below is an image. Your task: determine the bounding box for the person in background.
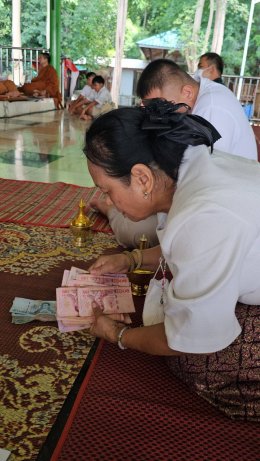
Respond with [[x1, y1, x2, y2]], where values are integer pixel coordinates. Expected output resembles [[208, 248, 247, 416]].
[[194, 52, 224, 84], [19, 52, 62, 108], [68, 71, 96, 115], [80, 75, 114, 121], [63, 58, 80, 99], [83, 103, 260, 422], [0, 79, 21, 98], [90, 59, 257, 248]]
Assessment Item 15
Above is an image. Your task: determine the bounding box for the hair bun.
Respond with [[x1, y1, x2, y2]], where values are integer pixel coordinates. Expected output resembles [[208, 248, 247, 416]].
[[141, 98, 221, 150], [141, 99, 190, 130]]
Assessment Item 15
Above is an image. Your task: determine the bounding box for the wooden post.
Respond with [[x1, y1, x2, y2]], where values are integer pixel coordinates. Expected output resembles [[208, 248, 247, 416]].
[[111, 0, 128, 107]]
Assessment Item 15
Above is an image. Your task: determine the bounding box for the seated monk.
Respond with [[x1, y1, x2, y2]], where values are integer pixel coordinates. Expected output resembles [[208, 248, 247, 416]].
[[0, 79, 22, 98], [20, 52, 63, 108]]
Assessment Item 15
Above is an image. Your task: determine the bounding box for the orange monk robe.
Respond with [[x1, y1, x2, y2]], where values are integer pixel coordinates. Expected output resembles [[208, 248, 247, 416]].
[[20, 65, 60, 98], [0, 80, 18, 94]]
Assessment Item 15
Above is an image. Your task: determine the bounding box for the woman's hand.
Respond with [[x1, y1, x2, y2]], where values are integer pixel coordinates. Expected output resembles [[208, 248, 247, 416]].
[[89, 305, 125, 343], [89, 194, 113, 217], [88, 253, 129, 275]]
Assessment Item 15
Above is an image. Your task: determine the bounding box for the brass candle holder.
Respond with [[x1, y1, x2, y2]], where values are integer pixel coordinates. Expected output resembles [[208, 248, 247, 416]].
[[70, 199, 93, 247]]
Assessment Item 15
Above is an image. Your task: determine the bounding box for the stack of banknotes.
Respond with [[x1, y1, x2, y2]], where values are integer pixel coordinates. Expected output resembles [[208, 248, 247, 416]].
[[10, 298, 56, 324], [57, 266, 135, 332]]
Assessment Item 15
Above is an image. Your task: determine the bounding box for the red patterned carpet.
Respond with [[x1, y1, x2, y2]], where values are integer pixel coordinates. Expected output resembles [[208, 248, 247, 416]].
[[0, 178, 111, 231], [46, 299, 260, 461], [49, 338, 259, 461]]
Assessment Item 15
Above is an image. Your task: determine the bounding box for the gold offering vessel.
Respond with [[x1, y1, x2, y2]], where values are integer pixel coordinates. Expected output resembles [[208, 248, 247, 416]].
[[129, 234, 154, 296], [130, 268, 154, 296], [70, 199, 93, 247]]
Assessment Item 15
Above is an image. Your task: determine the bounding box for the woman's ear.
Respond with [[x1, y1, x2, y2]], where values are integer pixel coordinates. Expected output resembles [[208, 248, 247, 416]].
[[131, 164, 154, 194]]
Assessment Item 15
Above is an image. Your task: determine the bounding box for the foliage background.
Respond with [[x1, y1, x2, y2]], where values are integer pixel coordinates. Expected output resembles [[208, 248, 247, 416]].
[[0, 0, 259, 75]]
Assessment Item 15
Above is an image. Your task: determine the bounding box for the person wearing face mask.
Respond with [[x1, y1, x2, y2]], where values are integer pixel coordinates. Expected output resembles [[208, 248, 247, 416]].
[[193, 52, 224, 84], [89, 59, 257, 249]]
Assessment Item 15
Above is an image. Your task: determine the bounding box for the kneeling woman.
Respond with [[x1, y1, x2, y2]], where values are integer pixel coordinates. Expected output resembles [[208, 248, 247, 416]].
[[84, 100, 260, 422]]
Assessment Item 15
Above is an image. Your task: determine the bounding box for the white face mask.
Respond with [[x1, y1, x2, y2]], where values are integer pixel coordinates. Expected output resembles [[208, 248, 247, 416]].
[[193, 67, 210, 82]]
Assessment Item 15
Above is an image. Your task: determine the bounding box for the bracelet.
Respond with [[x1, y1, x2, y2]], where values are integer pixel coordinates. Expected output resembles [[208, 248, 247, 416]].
[[123, 251, 135, 272], [131, 249, 143, 270], [117, 326, 130, 350]]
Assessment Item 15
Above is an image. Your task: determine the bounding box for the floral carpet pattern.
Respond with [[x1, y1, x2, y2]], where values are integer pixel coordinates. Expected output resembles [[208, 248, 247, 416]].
[[0, 222, 119, 460], [0, 222, 118, 275], [0, 327, 94, 461]]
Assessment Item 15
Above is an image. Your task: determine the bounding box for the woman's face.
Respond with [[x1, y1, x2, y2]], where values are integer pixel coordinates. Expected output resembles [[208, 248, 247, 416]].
[[87, 160, 156, 221]]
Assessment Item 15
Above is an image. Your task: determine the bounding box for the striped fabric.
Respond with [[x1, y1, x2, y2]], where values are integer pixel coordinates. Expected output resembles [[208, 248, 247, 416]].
[[0, 178, 111, 232]]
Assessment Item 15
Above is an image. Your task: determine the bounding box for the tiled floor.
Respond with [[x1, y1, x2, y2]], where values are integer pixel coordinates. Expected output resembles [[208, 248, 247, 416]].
[[0, 110, 95, 187]]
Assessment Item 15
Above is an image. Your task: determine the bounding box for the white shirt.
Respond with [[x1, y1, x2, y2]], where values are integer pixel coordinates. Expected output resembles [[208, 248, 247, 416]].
[[80, 85, 95, 100], [156, 145, 260, 353], [93, 86, 112, 108], [192, 78, 257, 160]]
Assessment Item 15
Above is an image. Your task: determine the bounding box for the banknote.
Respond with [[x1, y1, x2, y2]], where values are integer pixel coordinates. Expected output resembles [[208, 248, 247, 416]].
[[56, 287, 79, 317], [10, 298, 56, 324], [0, 448, 11, 461], [78, 286, 135, 315], [10, 298, 56, 316], [67, 273, 130, 287], [61, 269, 70, 287], [11, 313, 57, 324], [66, 266, 89, 285], [57, 320, 90, 332], [56, 285, 135, 317], [56, 313, 132, 324], [65, 267, 128, 287], [57, 267, 134, 332]]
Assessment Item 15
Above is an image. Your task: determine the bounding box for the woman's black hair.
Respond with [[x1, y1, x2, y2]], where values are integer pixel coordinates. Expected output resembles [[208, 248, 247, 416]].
[[83, 100, 220, 183]]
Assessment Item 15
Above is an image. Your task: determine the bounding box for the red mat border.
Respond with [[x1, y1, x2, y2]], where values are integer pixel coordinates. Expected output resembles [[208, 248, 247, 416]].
[[50, 339, 105, 461]]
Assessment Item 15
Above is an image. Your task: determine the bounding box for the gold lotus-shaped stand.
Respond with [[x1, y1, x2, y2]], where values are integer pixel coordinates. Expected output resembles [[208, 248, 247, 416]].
[[70, 199, 93, 247]]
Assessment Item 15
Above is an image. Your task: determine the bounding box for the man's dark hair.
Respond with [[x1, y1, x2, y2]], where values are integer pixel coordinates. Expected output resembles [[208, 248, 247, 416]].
[[86, 72, 96, 79], [136, 59, 194, 99], [41, 52, 51, 63], [200, 52, 224, 74], [92, 75, 105, 85]]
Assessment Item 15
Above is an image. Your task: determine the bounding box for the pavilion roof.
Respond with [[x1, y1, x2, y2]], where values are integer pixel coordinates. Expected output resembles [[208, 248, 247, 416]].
[[136, 30, 181, 50]]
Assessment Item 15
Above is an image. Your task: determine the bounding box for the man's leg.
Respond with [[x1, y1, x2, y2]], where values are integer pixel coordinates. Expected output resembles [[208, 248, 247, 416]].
[[20, 81, 46, 96]]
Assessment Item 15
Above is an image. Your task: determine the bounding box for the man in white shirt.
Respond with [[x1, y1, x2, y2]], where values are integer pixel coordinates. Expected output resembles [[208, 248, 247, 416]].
[[193, 52, 225, 85], [138, 59, 257, 160], [80, 76, 114, 121], [68, 71, 96, 115]]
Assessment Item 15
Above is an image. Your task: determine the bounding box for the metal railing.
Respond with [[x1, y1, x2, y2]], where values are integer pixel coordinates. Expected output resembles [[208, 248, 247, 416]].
[[0, 45, 46, 85], [222, 74, 260, 120]]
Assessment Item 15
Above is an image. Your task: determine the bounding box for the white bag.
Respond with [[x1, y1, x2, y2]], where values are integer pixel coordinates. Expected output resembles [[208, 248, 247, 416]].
[[142, 258, 169, 326]]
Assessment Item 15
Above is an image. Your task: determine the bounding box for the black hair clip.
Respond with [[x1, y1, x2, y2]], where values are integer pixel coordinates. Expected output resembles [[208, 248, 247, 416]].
[[141, 99, 221, 150], [141, 99, 191, 130]]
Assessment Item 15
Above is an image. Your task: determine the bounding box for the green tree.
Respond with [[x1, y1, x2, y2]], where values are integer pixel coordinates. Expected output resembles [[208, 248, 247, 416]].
[[0, 0, 11, 45], [21, 0, 46, 49], [126, 0, 260, 75], [61, 0, 117, 67]]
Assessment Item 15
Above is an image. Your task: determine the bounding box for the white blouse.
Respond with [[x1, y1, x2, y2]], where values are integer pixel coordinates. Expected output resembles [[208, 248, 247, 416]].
[[156, 145, 260, 353]]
